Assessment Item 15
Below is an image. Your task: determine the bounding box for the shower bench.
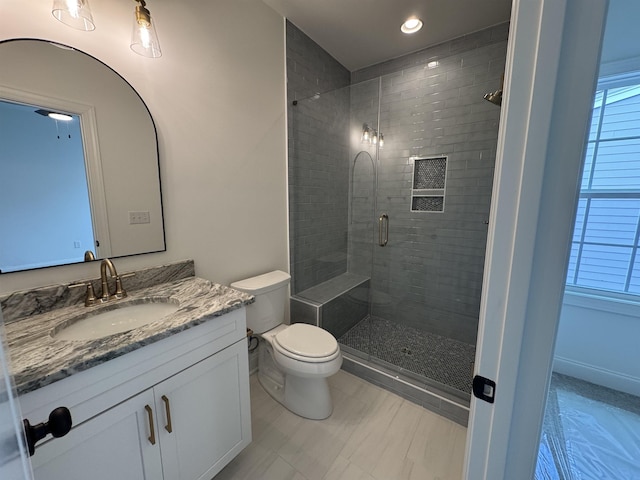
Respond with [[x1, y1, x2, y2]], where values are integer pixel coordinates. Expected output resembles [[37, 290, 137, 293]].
[[290, 273, 369, 338]]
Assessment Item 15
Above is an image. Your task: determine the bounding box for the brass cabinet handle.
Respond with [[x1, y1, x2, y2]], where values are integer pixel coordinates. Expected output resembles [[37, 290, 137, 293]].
[[144, 404, 156, 445], [161, 395, 173, 433]]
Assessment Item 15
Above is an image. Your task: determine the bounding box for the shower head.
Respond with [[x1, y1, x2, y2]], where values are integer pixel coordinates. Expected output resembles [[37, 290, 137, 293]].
[[484, 72, 504, 106], [484, 89, 502, 106]]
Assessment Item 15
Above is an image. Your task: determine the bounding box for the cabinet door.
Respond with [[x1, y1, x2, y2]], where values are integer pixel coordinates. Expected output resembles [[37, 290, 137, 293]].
[[156, 340, 251, 480], [31, 389, 163, 480]]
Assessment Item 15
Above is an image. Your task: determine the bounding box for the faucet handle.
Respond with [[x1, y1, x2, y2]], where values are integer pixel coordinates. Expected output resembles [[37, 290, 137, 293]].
[[113, 272, 134, 299], [69, 282, 98, 307], [113, 276, 127, 299], [85, 283, 97, 306]]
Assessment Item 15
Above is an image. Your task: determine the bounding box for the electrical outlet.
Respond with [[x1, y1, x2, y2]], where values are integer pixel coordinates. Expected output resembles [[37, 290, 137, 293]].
[[129, 211, 151, 224], [73, 241, 81, 248]]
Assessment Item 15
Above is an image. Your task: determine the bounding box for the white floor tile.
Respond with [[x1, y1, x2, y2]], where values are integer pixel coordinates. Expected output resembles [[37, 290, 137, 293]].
[[215, 371, 467, 480]]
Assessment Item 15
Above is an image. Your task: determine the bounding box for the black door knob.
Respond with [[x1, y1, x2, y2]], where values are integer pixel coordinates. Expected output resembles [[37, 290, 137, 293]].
[[23, 406, 72, 456]]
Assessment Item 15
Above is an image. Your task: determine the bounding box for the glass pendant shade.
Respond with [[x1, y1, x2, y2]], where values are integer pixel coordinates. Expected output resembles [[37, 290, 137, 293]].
[[130, 2, 162, 58], [362, 124, 370, 143], [52, 0, 95, 31]]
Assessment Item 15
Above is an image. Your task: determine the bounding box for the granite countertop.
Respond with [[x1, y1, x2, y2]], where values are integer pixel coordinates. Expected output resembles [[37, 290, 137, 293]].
[[5, 276, 253, 395]]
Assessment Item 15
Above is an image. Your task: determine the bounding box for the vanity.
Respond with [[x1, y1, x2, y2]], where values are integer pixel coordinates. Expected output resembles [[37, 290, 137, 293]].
[[3, 261, 253, 480]]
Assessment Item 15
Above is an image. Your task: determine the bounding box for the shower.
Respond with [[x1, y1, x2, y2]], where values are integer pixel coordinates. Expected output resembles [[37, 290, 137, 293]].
[[287, 23, 507, 424]]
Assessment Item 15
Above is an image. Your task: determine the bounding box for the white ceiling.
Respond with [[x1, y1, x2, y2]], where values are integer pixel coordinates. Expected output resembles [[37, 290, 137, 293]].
[[262, 0, 512, 71]]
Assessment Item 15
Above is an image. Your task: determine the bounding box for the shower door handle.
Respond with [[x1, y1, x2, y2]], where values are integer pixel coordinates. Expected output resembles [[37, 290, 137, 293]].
[[378, 214, 389, 246]]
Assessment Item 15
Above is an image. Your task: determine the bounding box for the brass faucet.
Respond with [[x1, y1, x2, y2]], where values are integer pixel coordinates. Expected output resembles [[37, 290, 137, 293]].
[[69, 258, 130, 307], [99, 258, 127, 303]]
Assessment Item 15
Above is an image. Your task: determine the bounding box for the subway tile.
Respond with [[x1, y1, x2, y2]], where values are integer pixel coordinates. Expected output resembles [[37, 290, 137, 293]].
[[288, 21, 505, 340]]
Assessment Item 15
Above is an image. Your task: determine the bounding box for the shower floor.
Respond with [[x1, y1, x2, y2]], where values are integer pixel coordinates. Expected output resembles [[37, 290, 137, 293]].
[[338, 316, 476, 394]]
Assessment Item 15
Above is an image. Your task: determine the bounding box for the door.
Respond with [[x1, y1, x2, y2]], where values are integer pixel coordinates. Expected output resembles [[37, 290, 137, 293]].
[[157, 340, 251, 480], [31, 389, 163, 480], [464, 0, 609, 478], [0, 309, 33, 480]]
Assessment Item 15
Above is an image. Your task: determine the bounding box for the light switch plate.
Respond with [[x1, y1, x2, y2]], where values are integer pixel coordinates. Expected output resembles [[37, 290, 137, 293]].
[[129, 211, 150, 224]]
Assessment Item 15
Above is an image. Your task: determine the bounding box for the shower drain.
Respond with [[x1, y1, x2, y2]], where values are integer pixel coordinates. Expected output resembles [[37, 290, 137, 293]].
[[400, 347, 412, 356]]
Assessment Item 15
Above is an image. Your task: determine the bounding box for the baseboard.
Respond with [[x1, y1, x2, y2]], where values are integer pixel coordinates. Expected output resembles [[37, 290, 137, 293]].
[[553, 356, 640, 396]]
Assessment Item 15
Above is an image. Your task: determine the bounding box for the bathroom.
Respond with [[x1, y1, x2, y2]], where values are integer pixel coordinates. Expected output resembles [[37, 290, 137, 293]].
[[0, 0, 621, 479]]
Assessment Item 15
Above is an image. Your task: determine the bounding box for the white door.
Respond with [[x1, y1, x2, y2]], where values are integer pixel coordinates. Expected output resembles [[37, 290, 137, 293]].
[[463, 0, 609, 478], [31, 389, 163, 480], [0, 309, 33, 480], [157, 340, 251, 480]]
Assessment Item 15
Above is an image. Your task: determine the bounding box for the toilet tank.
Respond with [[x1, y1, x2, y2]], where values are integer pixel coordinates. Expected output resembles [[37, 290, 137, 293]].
[[230, 270, 291, 334]]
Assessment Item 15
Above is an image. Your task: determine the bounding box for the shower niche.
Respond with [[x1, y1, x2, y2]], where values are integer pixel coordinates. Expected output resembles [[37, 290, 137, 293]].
[[411, 156, 448, 212]]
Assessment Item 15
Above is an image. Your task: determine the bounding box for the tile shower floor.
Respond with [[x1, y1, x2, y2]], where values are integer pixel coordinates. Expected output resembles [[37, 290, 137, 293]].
[[536, 373, 640, 480], [338, 316, 476, 394]]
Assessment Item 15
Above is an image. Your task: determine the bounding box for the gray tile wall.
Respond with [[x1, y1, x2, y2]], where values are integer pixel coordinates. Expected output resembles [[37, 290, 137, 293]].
[[288, 21, 508, 345], [348, 24, 507, 345], [286, 21, 351, 294]]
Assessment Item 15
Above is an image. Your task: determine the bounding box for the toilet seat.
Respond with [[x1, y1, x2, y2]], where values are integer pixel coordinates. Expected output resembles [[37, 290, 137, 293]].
[[273, 324, 340, 363]]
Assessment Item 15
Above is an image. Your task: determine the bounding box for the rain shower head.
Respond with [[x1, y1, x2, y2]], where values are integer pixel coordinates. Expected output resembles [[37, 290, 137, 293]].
[[484, 73, 504, 106], [483, 89, 502, 106]]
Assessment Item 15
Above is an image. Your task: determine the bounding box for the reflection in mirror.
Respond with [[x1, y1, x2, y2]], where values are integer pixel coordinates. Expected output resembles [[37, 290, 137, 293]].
[[0, 39, 165, 273], [0, 101, 95, 272]]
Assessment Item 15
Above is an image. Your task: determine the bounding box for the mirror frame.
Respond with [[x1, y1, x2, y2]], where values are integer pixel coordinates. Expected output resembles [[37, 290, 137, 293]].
[[0, 38, 166, 273]]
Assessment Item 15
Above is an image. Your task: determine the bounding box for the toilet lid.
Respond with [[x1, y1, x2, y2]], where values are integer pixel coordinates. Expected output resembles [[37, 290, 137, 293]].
[[274, 323, 338, 358]]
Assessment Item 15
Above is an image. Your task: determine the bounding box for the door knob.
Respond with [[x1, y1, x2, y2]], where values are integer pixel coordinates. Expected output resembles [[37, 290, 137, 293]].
[[23, 406, 72, 456]]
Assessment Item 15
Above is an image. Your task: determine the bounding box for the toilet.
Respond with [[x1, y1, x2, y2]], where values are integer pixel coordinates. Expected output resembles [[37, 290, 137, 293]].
[[231, 270, 342, 420]]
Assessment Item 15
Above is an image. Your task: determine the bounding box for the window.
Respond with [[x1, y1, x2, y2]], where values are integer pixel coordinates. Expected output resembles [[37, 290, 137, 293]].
[[567, 75, 640, 296]]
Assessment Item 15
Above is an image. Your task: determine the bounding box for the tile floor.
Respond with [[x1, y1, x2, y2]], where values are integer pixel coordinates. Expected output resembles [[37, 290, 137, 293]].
[[339, 317, 476, 394], [215, 370, 467, 480]]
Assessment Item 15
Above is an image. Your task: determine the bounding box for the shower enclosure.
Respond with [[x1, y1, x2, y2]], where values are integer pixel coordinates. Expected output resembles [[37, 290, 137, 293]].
[[288, 45, 504, 419]]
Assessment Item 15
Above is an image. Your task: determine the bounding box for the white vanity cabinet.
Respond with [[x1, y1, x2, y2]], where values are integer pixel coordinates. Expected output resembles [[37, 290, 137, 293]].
[[155, 340, 249, 480], [31, 389, 163, 480], [22, 307, 251, 480]]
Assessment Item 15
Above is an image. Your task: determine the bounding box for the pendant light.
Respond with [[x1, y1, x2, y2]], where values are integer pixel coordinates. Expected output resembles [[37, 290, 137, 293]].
[[130, 0, 162, 58], [51, 0, 95, 31]]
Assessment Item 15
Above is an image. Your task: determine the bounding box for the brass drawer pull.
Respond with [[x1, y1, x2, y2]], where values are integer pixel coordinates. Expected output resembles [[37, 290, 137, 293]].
[[161, 395, 173, 433], [144, 404, 156, 445]]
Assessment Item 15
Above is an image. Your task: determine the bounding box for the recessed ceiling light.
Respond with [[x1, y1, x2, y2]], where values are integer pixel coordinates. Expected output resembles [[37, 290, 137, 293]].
[[401, 17, 423, 34], [35, 109, 74, 121]]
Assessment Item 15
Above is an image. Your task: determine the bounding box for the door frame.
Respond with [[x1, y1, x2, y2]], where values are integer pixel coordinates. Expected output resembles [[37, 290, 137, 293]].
[[0, 308, 33, 479], [463, 0, 609, 478]]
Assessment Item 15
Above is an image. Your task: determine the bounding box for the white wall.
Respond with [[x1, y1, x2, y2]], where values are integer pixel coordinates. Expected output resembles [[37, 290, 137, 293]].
[[554, 292, 640, 396], [0, 0, 288, 294]]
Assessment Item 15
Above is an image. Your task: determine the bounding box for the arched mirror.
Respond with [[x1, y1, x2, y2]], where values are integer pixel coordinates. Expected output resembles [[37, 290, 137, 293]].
[[0, 39, 165, 273]]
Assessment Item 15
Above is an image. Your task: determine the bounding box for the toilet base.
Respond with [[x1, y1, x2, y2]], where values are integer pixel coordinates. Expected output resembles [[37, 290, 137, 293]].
[[284, 375, 333, 420], [258, 342, 334, 420]]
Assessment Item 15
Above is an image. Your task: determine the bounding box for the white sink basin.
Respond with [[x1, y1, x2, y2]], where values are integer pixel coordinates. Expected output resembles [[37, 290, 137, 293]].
[[53, 301, 180, 341]]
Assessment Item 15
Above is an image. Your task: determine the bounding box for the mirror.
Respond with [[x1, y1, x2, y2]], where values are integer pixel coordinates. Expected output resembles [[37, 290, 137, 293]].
[[0, 39, 165, 273]]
